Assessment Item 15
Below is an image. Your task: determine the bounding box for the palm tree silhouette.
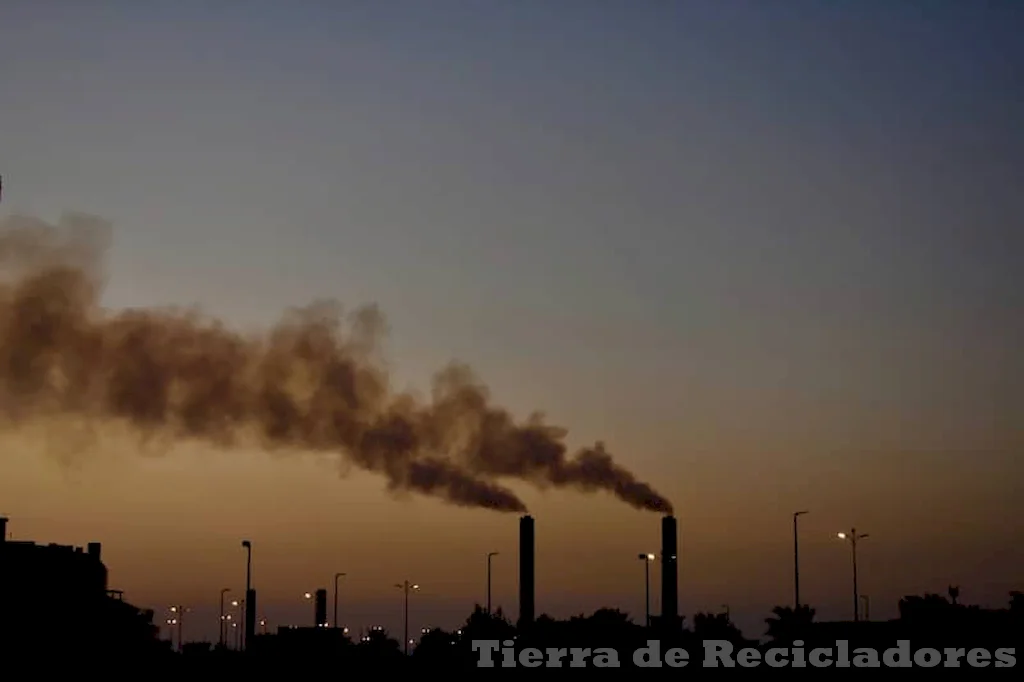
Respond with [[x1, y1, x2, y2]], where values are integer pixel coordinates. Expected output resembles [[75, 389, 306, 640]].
[[765, 604, 815, 642]]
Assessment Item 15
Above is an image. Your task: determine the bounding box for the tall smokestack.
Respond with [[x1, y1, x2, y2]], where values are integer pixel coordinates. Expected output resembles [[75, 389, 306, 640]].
[[245, 589, 257, 646], [519, 515, 535, 627], [661, 515, 678, 626], [314, 589, 327, 628]]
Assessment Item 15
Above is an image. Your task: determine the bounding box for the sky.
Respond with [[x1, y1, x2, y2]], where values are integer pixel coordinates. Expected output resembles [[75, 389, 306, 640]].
[[0, 0, 1022, 643]]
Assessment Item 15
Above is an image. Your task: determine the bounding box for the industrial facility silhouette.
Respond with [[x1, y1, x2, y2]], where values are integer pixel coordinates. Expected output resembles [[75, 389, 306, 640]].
[[0, 514, 1018, 666]]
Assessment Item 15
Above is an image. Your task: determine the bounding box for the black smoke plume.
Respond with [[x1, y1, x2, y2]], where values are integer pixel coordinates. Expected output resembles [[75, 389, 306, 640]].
[[0, 213, 673, 514]]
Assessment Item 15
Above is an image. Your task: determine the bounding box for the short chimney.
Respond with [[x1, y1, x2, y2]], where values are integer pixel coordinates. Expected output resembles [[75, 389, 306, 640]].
[[314, 589, 327, 627], [0, 516, 7, 542], [87, 542, 101, 560]]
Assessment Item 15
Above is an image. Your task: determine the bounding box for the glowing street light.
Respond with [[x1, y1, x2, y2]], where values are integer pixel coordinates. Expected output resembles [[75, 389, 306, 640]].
[[637, 553, 655, 627], [167, 605, 187, 651], [219, 588, 231, 648], [395, 581, 420, 656], [837, 529, 869, 622]]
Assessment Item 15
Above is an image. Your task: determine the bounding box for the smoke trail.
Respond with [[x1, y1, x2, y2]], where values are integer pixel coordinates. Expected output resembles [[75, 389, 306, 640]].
[[424, 364, 674, 513], [0, 213, 672, 514]]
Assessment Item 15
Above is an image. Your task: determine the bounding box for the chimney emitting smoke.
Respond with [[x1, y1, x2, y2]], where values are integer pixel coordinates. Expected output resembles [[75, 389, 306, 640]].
[[661, 515, 678, 625]]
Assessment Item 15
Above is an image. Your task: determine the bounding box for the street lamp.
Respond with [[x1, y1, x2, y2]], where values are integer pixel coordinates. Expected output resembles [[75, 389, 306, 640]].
[[334, 572, 346, 629], [164, 614, 178, 650], [303, 591, 313, 626], [395, 581, 420, 656], [487, 552, 499, 614], [637, 553, 655, 627], [168, 605, 187, 651], [861, 594, 870, 621], [230, 599, 242, 649], [837, 529, 869, 622], [219, 588, 230, 648], [793, 510, 809, 609]]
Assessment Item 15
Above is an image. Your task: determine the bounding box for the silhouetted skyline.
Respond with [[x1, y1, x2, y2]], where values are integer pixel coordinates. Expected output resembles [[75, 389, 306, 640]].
[[0, 0, 1021, 647], [1, 514, 1019, 666]]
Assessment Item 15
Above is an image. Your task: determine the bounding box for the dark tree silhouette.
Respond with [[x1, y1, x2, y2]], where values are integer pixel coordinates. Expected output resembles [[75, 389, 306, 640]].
[[693, 611, 746, 643], [1009, 591, 1022, 615], [764, 604, 815, 642], [7, 587, 1023, 667], [354, 626, 403, 665]]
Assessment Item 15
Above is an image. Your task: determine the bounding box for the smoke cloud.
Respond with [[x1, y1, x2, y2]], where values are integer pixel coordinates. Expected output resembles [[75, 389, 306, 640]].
[[0, 213, 673, 515]]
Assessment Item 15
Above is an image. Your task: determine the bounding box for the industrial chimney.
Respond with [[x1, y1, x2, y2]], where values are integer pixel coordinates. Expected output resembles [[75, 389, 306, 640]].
[[314, 588, 327, 628], [245, 589, 257, 645], [519, 515, 535, 627], [661, 515, 679, 626]]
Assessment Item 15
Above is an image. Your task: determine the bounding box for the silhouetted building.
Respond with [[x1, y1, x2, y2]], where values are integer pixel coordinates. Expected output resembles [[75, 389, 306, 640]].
[[519, 515, 535, 627], [0, 517, 161, 655], [0, 518, 109, 623], [252, 625, 349, 658], [661, 515, 679, 627], [315, 589, 327, 627]]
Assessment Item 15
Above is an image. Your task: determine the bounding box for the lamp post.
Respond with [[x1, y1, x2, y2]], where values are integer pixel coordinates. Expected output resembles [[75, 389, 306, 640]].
[[487, 552, 499, 614], [837, 529, 869, 622], [637, 553, 655, 627], [334, 572, 346, 629], [241, 540, 252, 650], [165, 611, 177, 650], [861, 594, 870, 621], [168, 605, 187, 652], [395, 580, 420, 655], [219, 588, 230, 647], [230, 599, 241, 649], [793, 510, 809, 609]]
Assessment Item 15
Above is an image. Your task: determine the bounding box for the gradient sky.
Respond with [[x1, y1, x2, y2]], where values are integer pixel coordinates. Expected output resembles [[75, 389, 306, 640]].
[[1, 0, 1021, 643]]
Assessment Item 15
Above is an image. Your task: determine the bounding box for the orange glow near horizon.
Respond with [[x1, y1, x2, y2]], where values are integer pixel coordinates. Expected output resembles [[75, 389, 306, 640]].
[[2, 412, 1020, 641]]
